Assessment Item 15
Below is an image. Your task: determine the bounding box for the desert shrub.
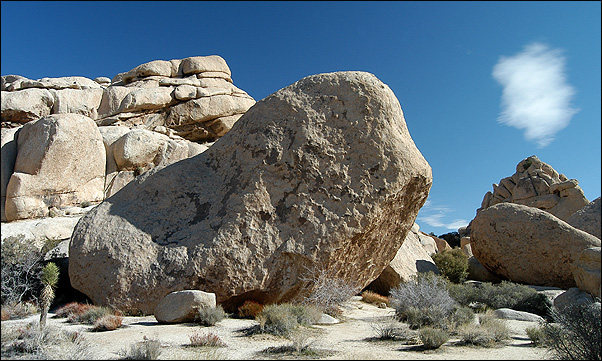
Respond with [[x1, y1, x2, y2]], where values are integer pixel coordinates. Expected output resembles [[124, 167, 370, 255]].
[[54, 302, 94, 319], [370, 316, 418, 342], [256, 303, 322, 336], [1, 301, 38, 320], [260, 329, 325, 357], [237, 300, 264, 319], [1, 322, 94, 359], [419, 327, 449, 349], [448, 306, 476, 331], [121, 336, 162, 360], [459, 311, 510, 347], [361, 290, 390, 306], [68, 305, 115, 325], [301, 267, 360, 317], [1, 236, 43, 307], [194, 305, 226, 326], [542, 302, 601, 360], [390, 272, 456, 329], [188, 331, 226, 347], [431, 248, 468, 283], [91, 314, 123, 332], [447, 281, 552, 319], [525, 325, 547, 347]]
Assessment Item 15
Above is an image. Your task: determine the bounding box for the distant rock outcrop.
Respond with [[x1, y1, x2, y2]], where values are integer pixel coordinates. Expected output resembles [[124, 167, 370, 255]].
[[477, 155, 589, 222], [1, 56, 255, 143], [69, 71, 432, 314], [470, 202, 600, 288]]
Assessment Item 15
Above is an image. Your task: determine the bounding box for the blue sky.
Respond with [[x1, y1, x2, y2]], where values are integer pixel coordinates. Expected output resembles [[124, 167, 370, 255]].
[[2, 1, 600, 236]]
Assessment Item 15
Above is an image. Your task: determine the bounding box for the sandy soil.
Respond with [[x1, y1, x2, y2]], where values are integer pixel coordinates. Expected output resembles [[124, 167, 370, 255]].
[[1, 297, 550, 360]]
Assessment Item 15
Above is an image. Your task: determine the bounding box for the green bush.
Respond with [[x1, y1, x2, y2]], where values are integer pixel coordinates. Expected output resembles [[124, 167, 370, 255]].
[[195, 305, 226, 326], [447, 281, 552, 320], [419, 327, 449, 349], [432, 248, 468, 283], [542, 302, 601, 360]]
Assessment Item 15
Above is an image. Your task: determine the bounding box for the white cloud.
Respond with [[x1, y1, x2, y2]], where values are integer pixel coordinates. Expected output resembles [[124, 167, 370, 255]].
[[492, 42, 578, 147], [417, 200, 468, 231]]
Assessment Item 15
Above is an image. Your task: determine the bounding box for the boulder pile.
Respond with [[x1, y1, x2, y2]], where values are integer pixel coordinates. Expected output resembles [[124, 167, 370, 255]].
[[1, 55, 255, 221]]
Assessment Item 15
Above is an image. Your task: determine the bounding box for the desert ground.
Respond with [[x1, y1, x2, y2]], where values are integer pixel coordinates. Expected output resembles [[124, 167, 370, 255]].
[[1, 296, 550, 360]]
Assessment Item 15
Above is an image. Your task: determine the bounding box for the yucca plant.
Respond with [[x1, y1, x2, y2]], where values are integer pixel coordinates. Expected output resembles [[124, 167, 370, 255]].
[[39, 262, 59, 328]]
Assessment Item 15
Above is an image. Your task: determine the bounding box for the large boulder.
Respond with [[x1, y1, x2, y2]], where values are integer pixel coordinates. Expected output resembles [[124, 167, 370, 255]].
[[572, 247, 601, 298], [477, 155, 589, 222], [367, 224, 440, 295], [470, 203, 601, 288], [567, 197, 601, 240], [1, 88, 54, 122], [69, 71, 432, 314], [4, 114, 106, 221]]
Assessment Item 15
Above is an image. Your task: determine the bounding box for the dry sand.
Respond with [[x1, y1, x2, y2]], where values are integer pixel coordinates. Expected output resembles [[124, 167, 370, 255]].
[[1, 297, 550, 360]]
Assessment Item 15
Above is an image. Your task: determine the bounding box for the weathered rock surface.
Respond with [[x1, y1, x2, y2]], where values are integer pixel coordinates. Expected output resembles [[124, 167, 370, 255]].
[[1, 127, 20, 221], [4, 114, 106, 221], [477, 155, 589, 222], [0, 215, 83, 251], [367, 224, 439, 295], [470, 203, 601, 288], [567, 197, 601, 240], [572, 246, 601, 298], [467, 255, 503, 283], [1, 88, 54, 122], [69, 71, 432, 314], [154, 290, 216, 324]]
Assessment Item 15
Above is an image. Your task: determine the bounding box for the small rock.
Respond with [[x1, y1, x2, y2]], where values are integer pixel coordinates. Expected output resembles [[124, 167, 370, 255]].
[[154, 290, 216, 324], [493, 308, 545, 322], [315, 313, 340, 325]]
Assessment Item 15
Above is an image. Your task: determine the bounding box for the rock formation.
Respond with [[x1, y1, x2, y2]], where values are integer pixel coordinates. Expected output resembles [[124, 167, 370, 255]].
[[477, 155, 589, 222], [367, 223, 439, 295], [4, 114, 106, 221], [470, 202, 600, 288], [572, 246, 601, 298], [1, 56, 255, 143], [1, 55, 254, 221], [567, 197, 601, 240], [69, 71, 432, 314]]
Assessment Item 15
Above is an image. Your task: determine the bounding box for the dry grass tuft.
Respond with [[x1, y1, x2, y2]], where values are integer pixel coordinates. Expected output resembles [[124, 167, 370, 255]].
[[188, 331, 226, 347], [361, 290, 390, 306], [91, 314, 123, 332], [237, 300, 264, 319]]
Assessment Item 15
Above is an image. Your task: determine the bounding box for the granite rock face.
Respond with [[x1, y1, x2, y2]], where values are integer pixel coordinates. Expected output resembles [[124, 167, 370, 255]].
[[567, 197, 601, 240], [572, 246, 601, 298], [477, 155, 589, 222], [4, 114, 106, 221], [69, 71, 432, 314], [367, 223, 440, 295], [470, 202, 600, 288]]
